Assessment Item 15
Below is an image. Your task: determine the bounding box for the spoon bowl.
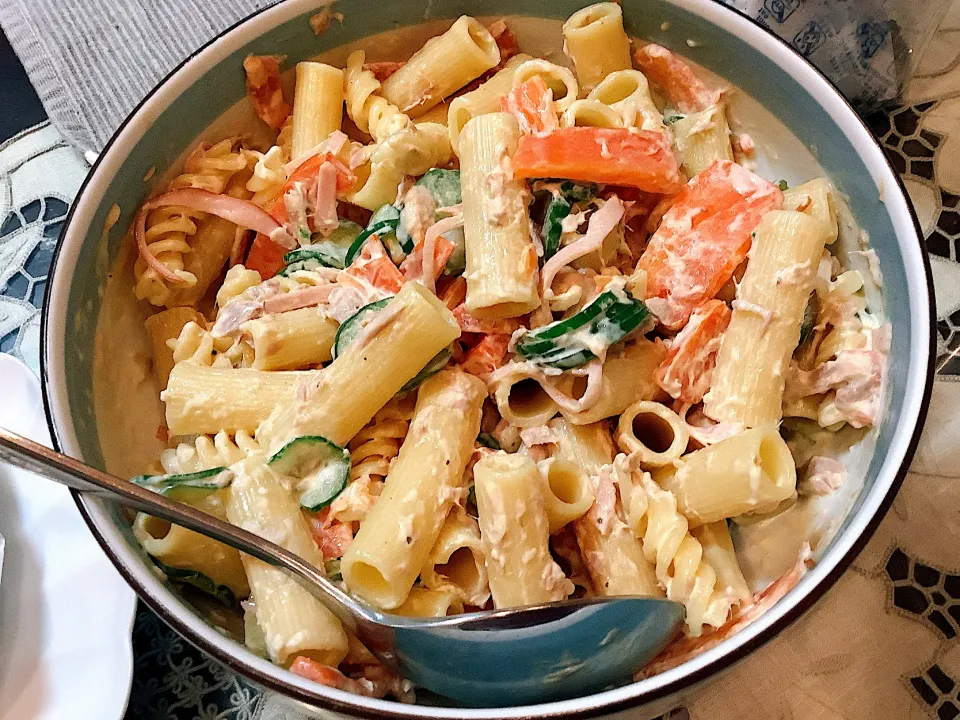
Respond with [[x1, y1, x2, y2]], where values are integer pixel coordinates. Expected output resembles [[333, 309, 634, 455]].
[[0, 426, 684, 706]]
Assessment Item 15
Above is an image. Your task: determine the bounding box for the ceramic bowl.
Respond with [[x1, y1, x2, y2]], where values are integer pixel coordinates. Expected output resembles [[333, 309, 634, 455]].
[[41, 0, 936, 717]]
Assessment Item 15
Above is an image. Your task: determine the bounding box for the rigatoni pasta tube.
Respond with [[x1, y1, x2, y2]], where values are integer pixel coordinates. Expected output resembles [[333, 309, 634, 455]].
[[291, 62, 344, 161], [492, 371, 564, 428], [475, 453, 573, 608], [381, 16, 500, 117], [225, 458, 348, 667], [615, 400, 689, 467], [448, 54, 532, 153], [394, 588, 465, 618], [652, 426, 797, 527], [421, 509, 489, 607], [561, 99, 622, 129], [538, 458, 595, 534], [549, 417, 616, 474], [782, 178, 838, 244], [672, 105, 733, 178], [703, 210, 827, 427], [691, 521, 751, 604], [562, 3, 632, 94], [341, 369, 485, 609], [460, 112, 540, 318], [242, 308, 338, 370], [133, 512, 250, 598], [144, 306, 206, 388], [162, 364, 316, 435], [258, 282, 460, 451], [587, 70, 664, 131], [562, 339, 666, 424]]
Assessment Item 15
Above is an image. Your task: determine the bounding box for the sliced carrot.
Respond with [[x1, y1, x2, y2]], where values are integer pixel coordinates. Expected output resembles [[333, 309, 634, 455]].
[[399, 236, 456, 285], [633, 44, 720, 114], [243, 54, 292, 130], [289, 657, 353, 688], [512, 127, 681, 193], [501, 77, 559, 135], [270, 153, 354, 224], [438, 276, 467, 310], [245, 233, 287, 279], [655, 299, 731, 403], [345, 238, 405, 294], [453, 305, 521, 335], [306, 508, 354, 560], [459, 334, 512, 379], [639, 159, 782, 330]]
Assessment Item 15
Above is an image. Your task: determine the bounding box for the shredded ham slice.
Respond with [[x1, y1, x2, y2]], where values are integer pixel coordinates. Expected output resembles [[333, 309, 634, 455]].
[[492, 360, 604, 413], [421, 214, 463, 293], [136, 188, 281, 284], [312, 161, 340, 236], [262, 284, 337, 314], [283, 131, 350, 175], [541, 197, 624, 298]]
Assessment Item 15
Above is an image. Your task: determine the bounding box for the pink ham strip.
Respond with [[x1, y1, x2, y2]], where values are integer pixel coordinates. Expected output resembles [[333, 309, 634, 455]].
[[284, 130, 349, 175], [262, 284, 337, 314], [540, 196, 624, 298], [313, 161, 340, 237], [136, 188, 281, 284]]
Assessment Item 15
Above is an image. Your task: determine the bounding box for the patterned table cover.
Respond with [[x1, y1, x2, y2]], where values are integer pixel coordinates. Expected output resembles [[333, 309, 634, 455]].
[[4, 8, 960, 720]]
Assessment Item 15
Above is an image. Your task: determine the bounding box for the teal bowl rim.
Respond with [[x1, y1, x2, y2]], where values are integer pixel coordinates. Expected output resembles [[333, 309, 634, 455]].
[[39, 0, 936, 717]]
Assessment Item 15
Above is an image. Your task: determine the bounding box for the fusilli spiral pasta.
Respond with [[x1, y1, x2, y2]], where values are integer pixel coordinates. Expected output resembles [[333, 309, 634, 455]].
[[169, 321, 254, 369], [245, 146, 287, 207], [347, 394, 416, 481], [614, 460, 741, 635], [344, 50, 411, 143], [134, 139, 249, 306], [160, 430, 261, 474]]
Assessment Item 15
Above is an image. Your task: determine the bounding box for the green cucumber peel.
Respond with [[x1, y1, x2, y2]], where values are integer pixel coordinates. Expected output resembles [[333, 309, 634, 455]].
[[516, 286, 650, 369], [280, 221, 363, 273], [268, 435, 351, 511], [131, 467, 233, 502], [332, 297, 393, 360], [153, 560, 237, 607], [417, 169, 462, 208], [400, 347, 453, 393]]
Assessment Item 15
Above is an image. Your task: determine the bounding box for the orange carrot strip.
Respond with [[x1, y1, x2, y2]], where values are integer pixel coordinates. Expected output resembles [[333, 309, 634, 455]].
[[306, 508, 354, 560], [345, 238, 405, 294], [289, 657, 355, 688], [655, 299, 731, 403], [243, 54, 292, 130], [638, 159, 782, 330], [512, 127, 682, 193], [245, 233, 287, 279], [501, 77, 560, 135], [633, 44, 721, 114], [438, 276, 467, 311], [453, 305, 521, 335], [459, 334, 512, 380]]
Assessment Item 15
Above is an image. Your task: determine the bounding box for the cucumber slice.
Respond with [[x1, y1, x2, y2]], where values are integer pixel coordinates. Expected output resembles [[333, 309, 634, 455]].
[[516, 285, 651, 369], [268, 436, 351, 511], [153, 559, 237, 606], [477, 432, 501, 450], [417, 169, 462, 208], [132, 467, 233, 502], [542, 196, 572, 260], [441, 226, 466, 276], [279, 221, 364, 274], [400, 347, 453, 392], [332, 297, 393, 359], [368, 205, 407, 260]]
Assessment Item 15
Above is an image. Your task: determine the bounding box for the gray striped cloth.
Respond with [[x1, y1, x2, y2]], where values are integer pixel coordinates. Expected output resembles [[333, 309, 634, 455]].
[[0, 0, 275, 152]]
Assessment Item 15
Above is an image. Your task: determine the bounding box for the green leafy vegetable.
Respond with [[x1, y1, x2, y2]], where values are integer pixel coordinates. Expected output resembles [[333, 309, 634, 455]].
[[776, 179, 789, 191]]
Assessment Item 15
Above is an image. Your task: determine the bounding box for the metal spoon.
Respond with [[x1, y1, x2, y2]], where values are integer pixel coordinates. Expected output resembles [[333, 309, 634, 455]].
[[0, 426, 684, 707]]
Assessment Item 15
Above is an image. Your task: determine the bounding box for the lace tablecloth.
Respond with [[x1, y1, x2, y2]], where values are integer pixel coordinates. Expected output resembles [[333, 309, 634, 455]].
[[4, 10, 960, 720]]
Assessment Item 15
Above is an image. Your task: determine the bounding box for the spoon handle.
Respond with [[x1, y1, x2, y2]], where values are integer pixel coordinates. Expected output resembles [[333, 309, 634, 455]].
[[0, 426, 371, 631]]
